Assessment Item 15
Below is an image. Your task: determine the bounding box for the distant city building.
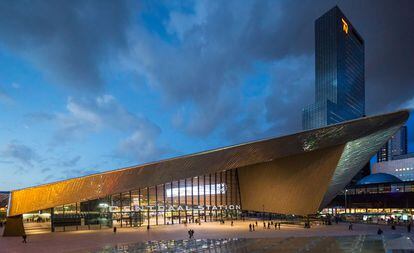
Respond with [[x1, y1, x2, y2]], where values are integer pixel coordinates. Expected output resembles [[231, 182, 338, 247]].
[[0, 191, 9, 223], [372, 156, 414, 181], [302, 6, 365, 130], [393, 153, 414, 160], [377, 126, 408, 162], [0, 191, 9, 208]]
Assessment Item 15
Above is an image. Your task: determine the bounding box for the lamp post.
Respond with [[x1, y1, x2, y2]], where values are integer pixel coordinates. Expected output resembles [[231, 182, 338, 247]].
[[344, 189, 348, 214]]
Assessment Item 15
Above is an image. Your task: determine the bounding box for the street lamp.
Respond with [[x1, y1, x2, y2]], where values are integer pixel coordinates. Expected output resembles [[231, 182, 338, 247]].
[[344, 189, 348, 214]]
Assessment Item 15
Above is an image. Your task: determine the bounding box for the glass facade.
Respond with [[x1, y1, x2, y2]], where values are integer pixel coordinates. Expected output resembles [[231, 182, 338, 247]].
[[48, 169, 241, 231], [303, 6, 365, 130], [377, 126, 408, 162]]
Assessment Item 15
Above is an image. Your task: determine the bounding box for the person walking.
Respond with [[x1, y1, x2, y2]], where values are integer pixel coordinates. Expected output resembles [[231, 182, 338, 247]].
[[249, 224, 252, 232], [278, 223, 281, 230], [267, 222, 270, 229], [188, 230, 191, 238], [377, 228, 383, 235], [22, 234, 27, 243], [231, 221, 234, 226], [113, 226, 117, 234], [348, 222, 353, 231], [252, 224, 255, 231], [255, 221, 258, 226]]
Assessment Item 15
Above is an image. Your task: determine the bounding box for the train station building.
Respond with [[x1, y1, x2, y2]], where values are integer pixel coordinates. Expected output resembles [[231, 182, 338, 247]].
[[2, 110, 409, 236]]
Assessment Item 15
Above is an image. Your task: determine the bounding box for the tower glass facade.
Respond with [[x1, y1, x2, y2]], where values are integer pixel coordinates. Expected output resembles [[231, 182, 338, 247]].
[[303, 6, 365, 129]]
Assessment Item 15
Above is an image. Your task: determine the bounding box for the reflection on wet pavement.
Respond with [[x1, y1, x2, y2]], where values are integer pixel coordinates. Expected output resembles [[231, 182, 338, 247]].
[[87, 235, 414, 253]]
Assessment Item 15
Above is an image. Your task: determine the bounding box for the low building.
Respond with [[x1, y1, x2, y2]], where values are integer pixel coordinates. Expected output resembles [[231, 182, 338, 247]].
[[0, 192, 9, 223], [326, 173, 414, 224], [372, 156, 414, 181], [2, 110, 409, 236]]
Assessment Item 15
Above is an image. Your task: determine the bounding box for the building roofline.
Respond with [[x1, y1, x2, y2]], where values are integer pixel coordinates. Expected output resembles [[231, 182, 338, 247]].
[[9, 109, 410, 193]]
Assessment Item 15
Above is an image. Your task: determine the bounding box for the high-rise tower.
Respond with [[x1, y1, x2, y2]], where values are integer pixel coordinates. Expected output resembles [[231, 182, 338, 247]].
[[303, 6, 365, 130]]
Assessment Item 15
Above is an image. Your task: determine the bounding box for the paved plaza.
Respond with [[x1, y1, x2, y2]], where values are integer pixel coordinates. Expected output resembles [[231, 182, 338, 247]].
[[0, 221, 412, 252]]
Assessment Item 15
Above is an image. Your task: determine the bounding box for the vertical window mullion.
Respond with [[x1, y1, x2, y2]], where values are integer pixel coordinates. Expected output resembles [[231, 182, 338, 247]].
[[163, 184, 166, 225], [138, 188, 141, 226], [185, 178, 187, 223], [170, 182, 173, 225], [147, 188, 150, 227], [204, 174, 206, 222], [178, 180, 181, 224], [155, 185, 158, 225], [120, 193, 123, 227]]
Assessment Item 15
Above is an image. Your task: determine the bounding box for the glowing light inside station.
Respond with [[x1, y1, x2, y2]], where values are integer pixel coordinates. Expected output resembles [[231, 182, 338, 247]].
[[166, 183, 226, 197]]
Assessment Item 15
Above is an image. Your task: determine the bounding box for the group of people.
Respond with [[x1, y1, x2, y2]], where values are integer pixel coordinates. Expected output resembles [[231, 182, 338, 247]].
[[188, 229, 195, 239], [347, 221, 413, 235], [248, 221, 281, 232], [376, 223, 411, 235]]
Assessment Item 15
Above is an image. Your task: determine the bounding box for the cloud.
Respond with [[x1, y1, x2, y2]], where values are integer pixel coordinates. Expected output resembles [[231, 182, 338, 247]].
[[50, 94, 168, 163], [0, 86, 14, 105], [62, 168, 102, 179], [264, 55, 314, 135], [0, 0, 131, 91], [60, 156, 81, 167], [41, 168, 51, 173], [123, 0, 414, 141], [2, 0, 412, 142], [401, 98, 414, 110], [24, 112, 56, 123], [54, 95, 149, 136], [123, 1, 326, 138], [118, 128, 170, 162], [2, 141, 40, 166], [42, 167, 100, 183], [2, 0, 414, 167], [43, 174, 56, 182]]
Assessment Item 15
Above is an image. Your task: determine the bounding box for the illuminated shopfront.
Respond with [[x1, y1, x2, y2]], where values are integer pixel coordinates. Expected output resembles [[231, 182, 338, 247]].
[[323, 179, 414, 224]]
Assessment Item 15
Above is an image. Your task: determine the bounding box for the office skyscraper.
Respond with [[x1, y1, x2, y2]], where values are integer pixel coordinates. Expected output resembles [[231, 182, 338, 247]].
[[377, 126, 408, 162], [303, 6, 365, 130]]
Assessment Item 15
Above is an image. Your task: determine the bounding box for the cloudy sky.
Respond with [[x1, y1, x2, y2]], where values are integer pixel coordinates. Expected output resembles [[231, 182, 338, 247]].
[[0, 0, 413, 190]]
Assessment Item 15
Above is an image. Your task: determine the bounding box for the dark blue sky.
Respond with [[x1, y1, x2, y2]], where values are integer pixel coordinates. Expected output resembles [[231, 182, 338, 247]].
[[0, 0, 413, 190]]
